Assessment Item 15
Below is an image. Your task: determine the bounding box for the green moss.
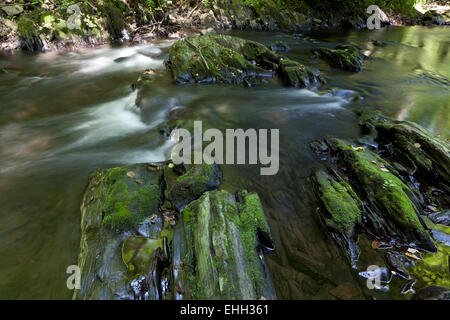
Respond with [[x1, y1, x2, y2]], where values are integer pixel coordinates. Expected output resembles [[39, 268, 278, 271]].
[[313, 170, 362, 235], [181, 189, 272, 299], [330, 139, 428, 236], [235, 190, 271, 293], [17, 16, 39, 40], [167, 162, 219, 211], [102, 167, 162, 230], [278, 58, 322, 88], [313, 45, 365, 72], [167, 34, 278, 85]]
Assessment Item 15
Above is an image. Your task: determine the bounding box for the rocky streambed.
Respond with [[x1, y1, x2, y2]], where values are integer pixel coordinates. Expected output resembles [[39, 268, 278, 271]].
[[69, 33, 450, 300]]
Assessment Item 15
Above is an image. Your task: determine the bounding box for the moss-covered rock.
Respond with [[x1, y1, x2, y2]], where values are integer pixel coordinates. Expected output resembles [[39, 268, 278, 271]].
[[359, 112, 450, 184], [278, 58, 323, 89], [74, 163, 275, 300], [102, 166, 163, 230], [310, 169, 362, 264], [178, 189, 275, 299], [166, 33, 322, 89], [166, 34, 279, 85], [17, 16, 43, 52], [312, 44, 366, 72], [166, 161, 222, 211], [102, 2, 126, 41], [328, 138, 436, 252]]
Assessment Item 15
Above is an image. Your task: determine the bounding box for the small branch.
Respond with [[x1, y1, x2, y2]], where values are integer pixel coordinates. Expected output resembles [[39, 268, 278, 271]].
[[185, 38, 210, 71]]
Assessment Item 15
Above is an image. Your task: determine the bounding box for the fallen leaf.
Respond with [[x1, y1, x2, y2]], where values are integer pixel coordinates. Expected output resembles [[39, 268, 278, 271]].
[[371, 241, 380, 249], [147, 166, 156, 172], [371, 160, 377, 164], [355, 146, 364, 151], [127, 171, 135, 178], [405, 252, 421, 260], [426, 205, 438, 212], [135, 179, 143, 185], [381, 168, 389, 172], [407, 248, 420, 254], [259, 296, 266, 300], [413, 143, 421, 149]]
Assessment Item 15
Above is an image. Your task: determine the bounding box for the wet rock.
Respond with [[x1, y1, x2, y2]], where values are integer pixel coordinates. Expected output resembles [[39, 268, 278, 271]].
[[312, 44, 367, 72], [166, 33, 322, 89], [326, 138, 436, 252], [429, 210, 450, 227], [359, 112, 450, 185], [278, 58, 323, 89], [411, 286, 450, 300], [177, 190, 275, 299], [310, 169, 362, 265], [385, 251, 410, 279], [74, 163, 275, 300], [165, 161, 222, 212], [166, 34, 279, 85], [430, 230, 450, 246]]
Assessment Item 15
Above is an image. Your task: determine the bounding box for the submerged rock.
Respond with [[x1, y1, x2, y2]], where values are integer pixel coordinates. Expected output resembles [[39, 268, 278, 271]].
[[74, 162, 275, 300], [166, 34, 321, 89], [312, 44, 366, 72]]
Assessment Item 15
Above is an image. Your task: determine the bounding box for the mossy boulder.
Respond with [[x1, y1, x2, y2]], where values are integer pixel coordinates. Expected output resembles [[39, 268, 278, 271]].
[[310, 169, 362, 264], [102, 2, 126, 41], [328, 138, 436, 252], [166, 161, 222, 211], [166, 34, 279, 85], [278, 58, 323, 89], [17, 16, 43, 52], [312, 44, 366, 72], [74, 164, 165, 300], [166, 34, 322, 89], [102, 166, 163, 231], [177, 190, 275, 299], [359, 112, 450, 184], [74, 163, 275, 300]]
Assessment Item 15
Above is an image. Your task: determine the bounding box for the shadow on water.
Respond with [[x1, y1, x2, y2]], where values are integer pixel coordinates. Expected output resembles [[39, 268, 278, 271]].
[[0, 26, 448, 299]]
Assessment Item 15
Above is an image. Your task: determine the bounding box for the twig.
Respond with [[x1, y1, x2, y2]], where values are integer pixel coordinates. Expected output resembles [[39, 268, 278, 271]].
[[185, 38, 210, 71]]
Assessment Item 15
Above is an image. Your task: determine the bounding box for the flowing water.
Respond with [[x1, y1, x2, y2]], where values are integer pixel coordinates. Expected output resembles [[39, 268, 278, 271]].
[[0, 26, 448, 299]]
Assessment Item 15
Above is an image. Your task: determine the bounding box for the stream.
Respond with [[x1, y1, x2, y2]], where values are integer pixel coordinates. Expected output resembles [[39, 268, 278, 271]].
[[0, 26, 448, 299]]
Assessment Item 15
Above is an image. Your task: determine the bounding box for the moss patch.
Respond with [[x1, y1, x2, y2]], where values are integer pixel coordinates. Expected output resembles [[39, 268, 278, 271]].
[[102, 166, 162, 230]]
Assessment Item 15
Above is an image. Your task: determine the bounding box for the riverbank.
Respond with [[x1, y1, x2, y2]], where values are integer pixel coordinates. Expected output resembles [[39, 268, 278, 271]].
[[1, 0, 449, 53]]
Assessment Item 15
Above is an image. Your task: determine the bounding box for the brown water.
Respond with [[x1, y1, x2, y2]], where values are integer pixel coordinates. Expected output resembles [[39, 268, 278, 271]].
[[0, 26, 448, 299]]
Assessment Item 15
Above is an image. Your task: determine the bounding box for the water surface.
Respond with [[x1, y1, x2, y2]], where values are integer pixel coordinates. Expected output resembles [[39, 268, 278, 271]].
[[0, 26, 448, 299]]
